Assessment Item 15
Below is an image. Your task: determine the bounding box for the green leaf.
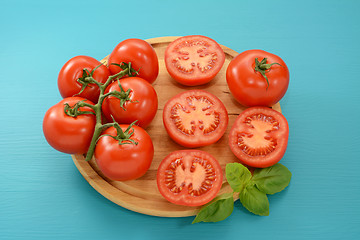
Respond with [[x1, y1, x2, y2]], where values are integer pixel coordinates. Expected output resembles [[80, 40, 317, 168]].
[[239, 184, 269, 216], [192, 192, 234, 224], [225, 163, 252, 192], [252, 163, 292, 195]]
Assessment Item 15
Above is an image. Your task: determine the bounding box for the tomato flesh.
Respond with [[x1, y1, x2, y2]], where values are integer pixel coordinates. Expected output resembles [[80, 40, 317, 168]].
[[229, 107, 289, 168], [157, 150, 223, 206], [163, 90, 228, 148], [165, 35, 225, 86]]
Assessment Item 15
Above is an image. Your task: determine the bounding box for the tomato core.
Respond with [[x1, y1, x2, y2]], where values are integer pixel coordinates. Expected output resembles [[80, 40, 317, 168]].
[[170, 95, 220, 136], [165, 156, 217, 197], [171, 39, 219, 75], [237, 113, 279, 156]]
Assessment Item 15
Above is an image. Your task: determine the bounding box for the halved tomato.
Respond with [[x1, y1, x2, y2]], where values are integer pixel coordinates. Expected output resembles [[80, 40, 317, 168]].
[[163, 90, 228, 148], [164, 35, 225, 86], [228, 107, 289, 168], [157, 150, 223, 206]]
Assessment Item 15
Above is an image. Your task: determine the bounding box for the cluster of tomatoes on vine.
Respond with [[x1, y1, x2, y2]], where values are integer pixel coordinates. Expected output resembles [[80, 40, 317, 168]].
[[43, 35, 290, 209]]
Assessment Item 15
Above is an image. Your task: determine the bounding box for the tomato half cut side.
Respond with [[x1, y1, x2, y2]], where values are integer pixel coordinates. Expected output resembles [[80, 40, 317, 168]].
[[163, 90, 228, 148], [229, 107, 289, 168], [165, 35, 225, 86], [157, 150, 223, 207]]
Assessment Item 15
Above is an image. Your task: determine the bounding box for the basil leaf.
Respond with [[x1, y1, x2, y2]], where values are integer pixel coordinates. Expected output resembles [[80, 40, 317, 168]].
[[252, 163, 292, 195], [225, 163, 252, 192], [192, 192, 234, 224], [239, 184, 269, 216]]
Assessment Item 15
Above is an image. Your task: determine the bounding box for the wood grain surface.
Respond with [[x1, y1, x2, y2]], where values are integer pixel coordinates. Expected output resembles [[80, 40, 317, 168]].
[[72, 36, 281, 217]]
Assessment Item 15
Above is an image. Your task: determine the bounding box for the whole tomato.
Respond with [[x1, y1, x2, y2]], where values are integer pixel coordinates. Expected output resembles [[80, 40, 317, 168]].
[[43, 97, 96, 154], [94, 124, 154, 181], [102, 77, 158, 128], [58, 56, 110, 103], [226, 50, 289, 107], [108, 39, 159, 83]]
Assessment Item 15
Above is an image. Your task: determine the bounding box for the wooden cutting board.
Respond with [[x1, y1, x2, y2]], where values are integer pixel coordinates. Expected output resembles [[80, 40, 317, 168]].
[[72, 36, 281, 217]]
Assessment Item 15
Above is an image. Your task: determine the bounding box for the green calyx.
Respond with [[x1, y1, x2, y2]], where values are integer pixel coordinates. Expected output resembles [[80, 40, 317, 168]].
[[99, 120, 139, 146], [107, 81, 138, 111], [63, 100, 95, 117], [76, 64, 104, 96], [111, 62, 139, 80], [254, 58, 281, 89]]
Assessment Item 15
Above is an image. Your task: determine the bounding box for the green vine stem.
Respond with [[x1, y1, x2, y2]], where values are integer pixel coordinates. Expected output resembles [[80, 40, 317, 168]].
[[66, 63, 138, 162]]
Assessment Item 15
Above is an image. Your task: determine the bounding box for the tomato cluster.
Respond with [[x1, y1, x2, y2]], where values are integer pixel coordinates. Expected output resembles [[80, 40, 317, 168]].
[[43, 35, 291, 209], [43, 39, 159, 181]]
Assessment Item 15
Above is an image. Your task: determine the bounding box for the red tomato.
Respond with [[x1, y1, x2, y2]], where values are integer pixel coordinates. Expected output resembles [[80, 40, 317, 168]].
[[228, 107, 289, 168], [164, 35, 225, 86], [101, 77, 158, 128], [94, 125, 154, 181], [43, 97, 96, 154], [108, 39, 159, 83], [58, 56, 110, 103], [157, 150, 223, 206], [163, 90, 228, 148], [226, 50, 289, 107]]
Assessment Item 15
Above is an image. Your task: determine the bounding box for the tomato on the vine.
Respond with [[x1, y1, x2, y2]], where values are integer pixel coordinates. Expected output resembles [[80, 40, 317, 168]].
[[43, 97, 96, 154], [58, 56, 110, 103], [165, 35, 225, 86], [163, 90, 228, 148], [94, 124, 154, 181], [226, 50, 289, 107], [228, 107, 289, 168], [102, 77, 158, 128], [157, 150, 223, 206], [108, 39, 159, 84]]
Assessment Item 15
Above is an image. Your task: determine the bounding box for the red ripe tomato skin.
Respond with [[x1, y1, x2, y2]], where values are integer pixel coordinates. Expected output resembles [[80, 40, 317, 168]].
[[94, 125, 154, 181], [163, 90, 228, 148], [43, 97, 96, 154], [165, 35, 225, 86], [226, 50, 289, 107], [101, 77, 158, 128], [228, 107, 289, 168], [157, 150, 223, 207], [58, 56, 110, 103], [108, 39, 159, 84]]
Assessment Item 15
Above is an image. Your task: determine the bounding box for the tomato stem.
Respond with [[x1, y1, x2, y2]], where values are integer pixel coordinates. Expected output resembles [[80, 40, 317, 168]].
[[254, 58, 281, 89]]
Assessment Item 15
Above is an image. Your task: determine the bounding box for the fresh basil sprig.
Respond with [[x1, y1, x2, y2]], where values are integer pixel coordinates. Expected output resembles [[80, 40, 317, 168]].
[[192, 163, 292, 223]]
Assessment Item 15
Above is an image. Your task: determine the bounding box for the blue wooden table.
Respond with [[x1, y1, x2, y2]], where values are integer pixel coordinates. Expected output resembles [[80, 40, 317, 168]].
[[1, 0, 359, 239]]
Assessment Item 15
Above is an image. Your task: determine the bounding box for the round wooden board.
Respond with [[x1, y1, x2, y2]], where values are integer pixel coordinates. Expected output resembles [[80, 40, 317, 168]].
[[72, 36, 281, 217]]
